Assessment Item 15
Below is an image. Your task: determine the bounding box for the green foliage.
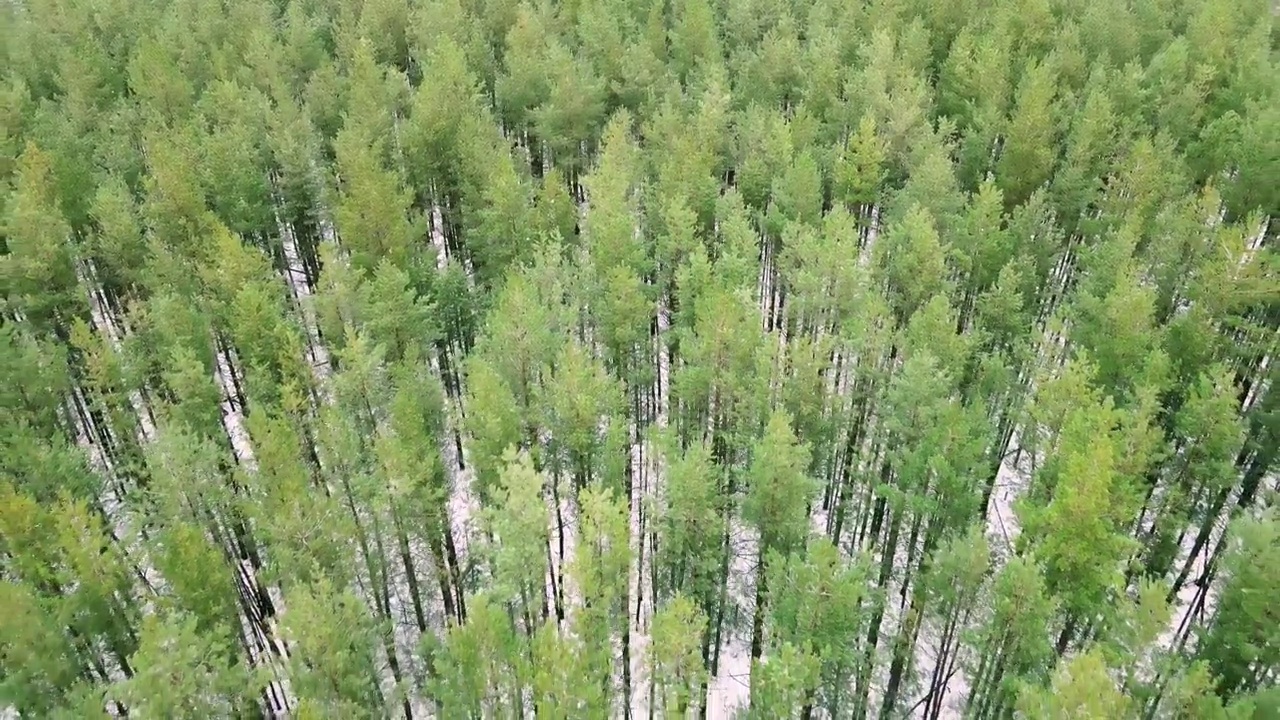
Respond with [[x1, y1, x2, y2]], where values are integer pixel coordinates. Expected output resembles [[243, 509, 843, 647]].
[[112, 613, 258, 719], [464, 356, 524, 505], [0, 581, 82, 716], [539, 338, 626, 491], [3, 0, 1276, 716], [486, 449, 550, 619], [766, 539, 870, 713], [833, 115, 887, 212], [875, 204, 951, 325], [1198, 512, 1279, 699], [332, 128, 423, 275], [748, 642, 820, 718], [650, 594, 708, 715], [429, 593, 523, 717], [282, 576, 383, 714], [1015, 649, 1131, 719], [744, 410, 817, 556], [653, 439, 725, 608], [570, 484, 630, 706], [1020, 399, 1141, 628], [996, 59, 1058, 207], [3, 142, 83, 329]]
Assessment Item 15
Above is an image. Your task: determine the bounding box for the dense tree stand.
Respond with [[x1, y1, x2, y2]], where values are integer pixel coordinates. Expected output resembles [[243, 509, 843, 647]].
[[1, 0, 1278, 717]]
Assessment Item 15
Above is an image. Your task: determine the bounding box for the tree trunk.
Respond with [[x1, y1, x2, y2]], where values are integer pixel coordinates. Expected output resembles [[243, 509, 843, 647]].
[[881, 594, 922, 720], [750, 543, 767, 661], [443, 523, 467, 622], [394, 513, 429, 633]]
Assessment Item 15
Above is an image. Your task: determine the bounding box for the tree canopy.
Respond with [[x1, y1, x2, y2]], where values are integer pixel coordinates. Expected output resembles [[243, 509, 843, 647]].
[[1, 0, 1277, 717]]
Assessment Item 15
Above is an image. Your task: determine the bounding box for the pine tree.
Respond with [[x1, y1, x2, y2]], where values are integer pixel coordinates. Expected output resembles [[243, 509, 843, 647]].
[[429, 593, 523, 717], [1015, 649, 1132, 719], [765, 539, 871, 717], [3, 142, 84, 331], [1020, 397, 1142, 654], [964, 555, 1057, 719], [744, 410, 818, 662], [1196, 511, 1279, 700], [875, 205, 951, 326], [486, 449, 551, 634], [112, 613, 258, 719], [570, 485, 631, 713], [748, 642, 820, 719], [995, 59, 1058, 207], [649, 594, 709, 715], [332, 126, 423, 276], [281, 576, 384, 715]]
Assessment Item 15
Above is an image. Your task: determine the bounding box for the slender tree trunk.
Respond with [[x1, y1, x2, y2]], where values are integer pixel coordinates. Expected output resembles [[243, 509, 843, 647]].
[[925, 604, 962, 720], [853, 598, 883, 720], [855, 504, 901, 720], [546, 538, 563, 623], [750, 543, 767, 660], [623, 580, 633, 720], [898, 513, 926, 606], [709, 524, 732, 678], [831, 401, 869, 543], [368, 512, 413, 719], [394, 513, 428, 633], [551, 470, 567, 618], [443, 523, 467, 622], [881, 593, 922, 720], [1055, 614, 1077, 657], [426, 528, 457, 621]]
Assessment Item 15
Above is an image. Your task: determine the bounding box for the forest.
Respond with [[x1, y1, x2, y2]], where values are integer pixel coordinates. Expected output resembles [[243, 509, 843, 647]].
[[0, 0, 1278, 716]]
